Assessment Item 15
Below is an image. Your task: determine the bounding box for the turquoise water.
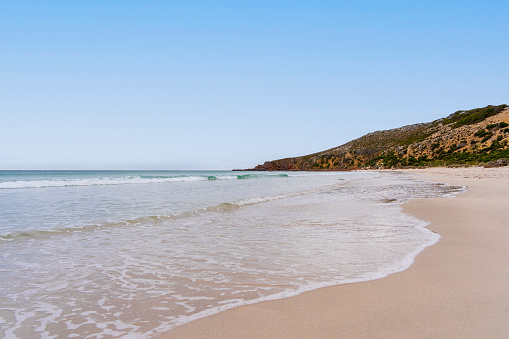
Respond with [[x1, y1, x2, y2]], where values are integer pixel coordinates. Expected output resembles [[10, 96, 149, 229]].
[[0, 170, 291, 238], [0, 170, 463, 338]]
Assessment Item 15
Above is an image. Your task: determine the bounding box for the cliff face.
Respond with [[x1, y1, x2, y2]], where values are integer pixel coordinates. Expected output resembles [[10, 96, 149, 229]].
[[252, 105, 509, 170]]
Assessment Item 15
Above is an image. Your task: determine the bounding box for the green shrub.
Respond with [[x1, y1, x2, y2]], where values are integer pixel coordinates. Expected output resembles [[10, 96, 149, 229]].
[[442, 104, 508, 128], [499, 122, 509, 128], [474, 129, 488, 137], [482, 133, 493, 142], [487, 123, 497, 129], [491, 140, 502, 150], [407, 156, 418, 165]]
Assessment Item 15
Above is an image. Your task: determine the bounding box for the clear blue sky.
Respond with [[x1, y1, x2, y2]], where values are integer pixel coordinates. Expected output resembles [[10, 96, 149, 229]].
[[1, 1, 508, 170]]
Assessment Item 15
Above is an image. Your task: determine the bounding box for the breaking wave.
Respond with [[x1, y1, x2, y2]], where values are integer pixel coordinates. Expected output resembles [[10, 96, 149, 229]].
[[0, 173, 290, 189]]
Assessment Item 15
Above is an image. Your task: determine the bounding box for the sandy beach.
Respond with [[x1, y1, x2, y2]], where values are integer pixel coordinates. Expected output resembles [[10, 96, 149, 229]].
[[161, 167, 509, 338]]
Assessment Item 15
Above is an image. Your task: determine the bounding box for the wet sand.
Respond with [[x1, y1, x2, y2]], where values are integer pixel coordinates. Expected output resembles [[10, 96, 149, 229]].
[[160, 167, 509, 338]]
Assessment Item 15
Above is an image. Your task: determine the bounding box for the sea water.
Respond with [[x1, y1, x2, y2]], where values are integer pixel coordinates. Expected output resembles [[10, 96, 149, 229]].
[[0, 170, 464, 338]]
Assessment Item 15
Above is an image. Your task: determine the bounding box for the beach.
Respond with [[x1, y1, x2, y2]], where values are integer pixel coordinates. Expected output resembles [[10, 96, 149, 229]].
[[2, 170, 456, 337], [1, 168, 507, 337], [162, 167, 509, 338]]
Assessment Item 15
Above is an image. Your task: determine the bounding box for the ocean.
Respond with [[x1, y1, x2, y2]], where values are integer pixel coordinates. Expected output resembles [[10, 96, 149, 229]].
[[0, 170, 464, 338]]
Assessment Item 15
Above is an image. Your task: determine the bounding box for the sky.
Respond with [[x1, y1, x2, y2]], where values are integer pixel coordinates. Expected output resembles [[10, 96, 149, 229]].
[[1, 1, 508, 170]]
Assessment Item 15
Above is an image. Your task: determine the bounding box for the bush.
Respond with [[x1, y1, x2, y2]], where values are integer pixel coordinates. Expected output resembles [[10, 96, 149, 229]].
[[407, 160, 416, 167], [486, 140, 502, 151], [499, 122, 509, 128], [474, 129, 488, 137], [482, 133, 493, 142], [442, 104, 508, 128]]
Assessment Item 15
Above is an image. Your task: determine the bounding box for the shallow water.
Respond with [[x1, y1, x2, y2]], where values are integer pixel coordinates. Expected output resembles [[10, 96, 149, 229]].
[[0, 170, 464, 338]]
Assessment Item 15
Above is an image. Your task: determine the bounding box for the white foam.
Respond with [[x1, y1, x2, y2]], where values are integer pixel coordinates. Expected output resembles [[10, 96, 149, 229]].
[[233, 195, 284, 206], [0, 176, 210, 189], [0, 171, 466, 338], [0, 172, 299, 189], [145, 220, 442, 338]]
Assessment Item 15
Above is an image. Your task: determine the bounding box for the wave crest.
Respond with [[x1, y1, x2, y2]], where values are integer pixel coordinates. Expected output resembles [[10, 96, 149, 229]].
[[0, 173, 290, 189]]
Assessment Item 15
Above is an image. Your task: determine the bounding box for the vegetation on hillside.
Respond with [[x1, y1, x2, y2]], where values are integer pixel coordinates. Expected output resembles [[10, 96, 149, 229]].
[[442, 105, 508, 128], [251, 104, 509, 170]]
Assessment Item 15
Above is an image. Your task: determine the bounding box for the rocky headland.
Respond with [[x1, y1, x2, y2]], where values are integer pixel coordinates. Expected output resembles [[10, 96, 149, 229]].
[[250, 105, 509, 170]]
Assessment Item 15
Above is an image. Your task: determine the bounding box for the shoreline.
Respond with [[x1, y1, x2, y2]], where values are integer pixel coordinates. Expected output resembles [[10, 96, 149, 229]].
[[160, 167, 509, 338]]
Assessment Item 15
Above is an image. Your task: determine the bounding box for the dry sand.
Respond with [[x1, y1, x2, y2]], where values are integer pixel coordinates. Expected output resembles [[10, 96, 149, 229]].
[[161, 167, 509, 339]]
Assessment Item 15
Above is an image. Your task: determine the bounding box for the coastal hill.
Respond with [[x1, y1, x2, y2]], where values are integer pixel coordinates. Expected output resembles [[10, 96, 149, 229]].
[[250, 104, 509, 170]]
